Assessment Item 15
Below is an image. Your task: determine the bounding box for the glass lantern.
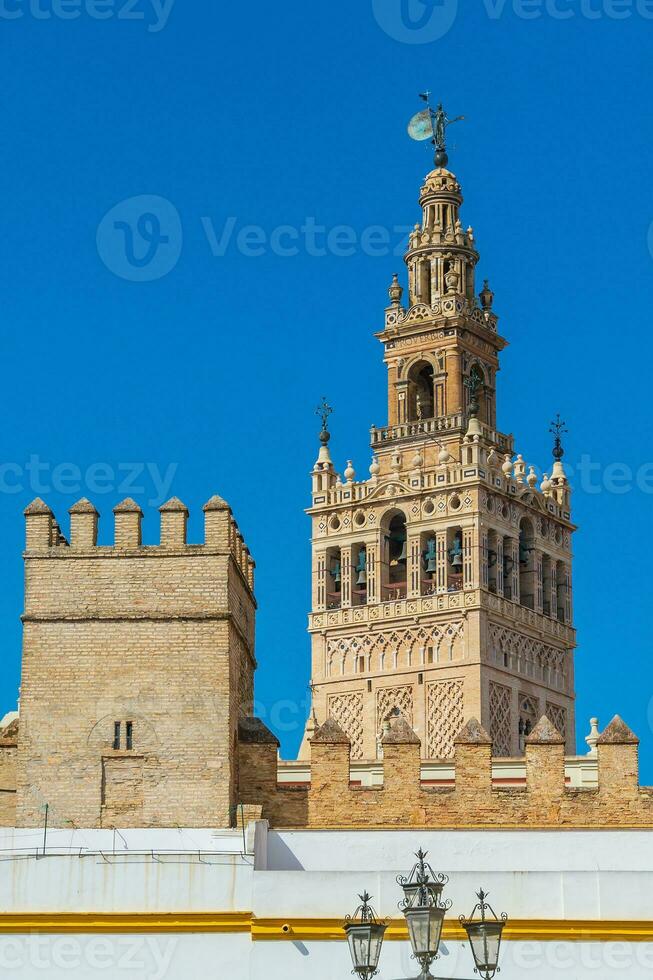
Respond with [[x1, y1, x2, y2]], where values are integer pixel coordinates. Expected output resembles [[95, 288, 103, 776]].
[[344, 892, 387, 980], [459, 889, 507, 980]]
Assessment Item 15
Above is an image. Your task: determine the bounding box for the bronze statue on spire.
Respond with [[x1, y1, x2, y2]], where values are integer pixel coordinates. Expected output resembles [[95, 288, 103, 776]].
[[408, 94, 465, 168]]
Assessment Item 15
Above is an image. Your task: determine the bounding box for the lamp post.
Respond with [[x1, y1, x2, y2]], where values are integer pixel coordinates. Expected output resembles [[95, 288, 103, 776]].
[[343, 850, 508, 980], [459, 890, 507, 980], [344, 892, 387, 980], [397, 849, 450, 980]]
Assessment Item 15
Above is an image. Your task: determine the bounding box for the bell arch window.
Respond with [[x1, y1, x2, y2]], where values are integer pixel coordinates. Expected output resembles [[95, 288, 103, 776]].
[[421, 533, 438, 596], [407, 360, 435, 422], [352, 544, 368, 607], [326, 546, 342, 610], [487, 530, 500, 595], [503, 536, 517, 601], [382, 511, 408, 600], [556, 560, 570, 623], [519, 519, 536, 610], [542, 555, 553, 617], [447, 526, 464, 592]]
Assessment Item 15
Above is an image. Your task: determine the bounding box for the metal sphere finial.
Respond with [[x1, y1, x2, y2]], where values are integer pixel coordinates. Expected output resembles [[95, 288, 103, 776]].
[[550, 414, 568, 461]]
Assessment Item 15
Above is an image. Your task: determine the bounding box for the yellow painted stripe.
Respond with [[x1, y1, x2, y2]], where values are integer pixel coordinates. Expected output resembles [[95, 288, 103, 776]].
[[0, 913, 251, 935], [0, 913, 650, 942], [251, 918, 653, 943]]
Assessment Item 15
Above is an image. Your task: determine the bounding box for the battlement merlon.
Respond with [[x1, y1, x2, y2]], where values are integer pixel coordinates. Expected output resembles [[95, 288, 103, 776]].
[[23, 495, 256, 597]]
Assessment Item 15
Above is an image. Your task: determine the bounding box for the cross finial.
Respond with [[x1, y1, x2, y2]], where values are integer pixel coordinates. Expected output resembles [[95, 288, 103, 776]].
[[550, 414, 568, 461], [316, 397, 333, 433]]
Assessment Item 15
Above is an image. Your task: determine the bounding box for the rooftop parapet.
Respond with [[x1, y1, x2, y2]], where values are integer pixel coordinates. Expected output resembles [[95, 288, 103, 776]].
[[23, 495, 255, 591], [239, 714, 653, 830]]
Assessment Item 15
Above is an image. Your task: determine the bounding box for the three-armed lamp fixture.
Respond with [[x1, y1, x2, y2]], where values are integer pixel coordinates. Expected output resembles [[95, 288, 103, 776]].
[[344, 849, 507, 980]]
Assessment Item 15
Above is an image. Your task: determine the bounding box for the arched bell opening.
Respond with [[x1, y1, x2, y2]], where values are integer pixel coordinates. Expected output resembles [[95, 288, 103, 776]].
[[382, 510, 407, 600], [519, 518, 536, 610], [326, 545, 342, 610], [503, 535, 516, 601], [487, 529, 500, 595], [447, 526, 464, 592], [420, 531, 438, 596], [556, 560, 570, 624], [351, 543, 368, 607], [542, 554, 554, 617], [407, 360, 435, 423]]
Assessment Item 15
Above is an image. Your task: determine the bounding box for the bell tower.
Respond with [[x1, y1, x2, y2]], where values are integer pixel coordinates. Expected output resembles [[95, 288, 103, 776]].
[[300, 123, 577, 764]]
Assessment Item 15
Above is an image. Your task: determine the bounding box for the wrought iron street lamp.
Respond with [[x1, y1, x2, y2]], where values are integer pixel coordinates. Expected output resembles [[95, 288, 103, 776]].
[[459, 890, 507, 980], [344, 849, 508, 980], [397, 849, 451, 980], [344, 892, 387, 980]]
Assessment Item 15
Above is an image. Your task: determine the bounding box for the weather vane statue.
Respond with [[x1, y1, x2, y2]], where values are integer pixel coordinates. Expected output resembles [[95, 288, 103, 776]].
[[407, 92, 465, 168], [316, 397, 333, 444]]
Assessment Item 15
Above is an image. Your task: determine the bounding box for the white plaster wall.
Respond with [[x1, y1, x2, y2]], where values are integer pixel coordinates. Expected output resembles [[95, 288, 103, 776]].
[[0, 935, 651, 980], [0, 826, 651, 979]]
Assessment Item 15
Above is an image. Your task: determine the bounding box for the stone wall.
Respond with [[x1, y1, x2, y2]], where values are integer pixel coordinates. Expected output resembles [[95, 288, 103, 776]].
[[239, 713, 653, 830], [13, 494, 256, 830]]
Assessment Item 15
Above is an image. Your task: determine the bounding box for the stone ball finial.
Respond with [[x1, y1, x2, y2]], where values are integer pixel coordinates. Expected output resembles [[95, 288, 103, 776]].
[[502, 454, 514, 477], [527, 466, 538, 489], [344, 460, 356, 483], [369, 456, 380, 479]]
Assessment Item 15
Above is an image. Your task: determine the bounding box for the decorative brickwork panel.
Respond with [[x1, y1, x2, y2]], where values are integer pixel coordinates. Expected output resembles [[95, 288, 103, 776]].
[[328, 692, 364, 760], [326, 621, 464, 676], [427, 679, 464, 759], [546, 701, 567, 740], [376, 685, 413, 732], [489, 623, 568, 690], [490, 682, 512, 757]]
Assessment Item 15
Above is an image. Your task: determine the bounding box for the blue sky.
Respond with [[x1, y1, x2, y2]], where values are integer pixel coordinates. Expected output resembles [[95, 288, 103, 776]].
[[0, 0, 652, 774]]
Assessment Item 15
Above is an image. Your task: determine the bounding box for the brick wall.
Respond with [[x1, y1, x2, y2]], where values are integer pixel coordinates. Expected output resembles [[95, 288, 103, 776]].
[[238, 713, 653, 830], [13, 495, 256, 830]]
